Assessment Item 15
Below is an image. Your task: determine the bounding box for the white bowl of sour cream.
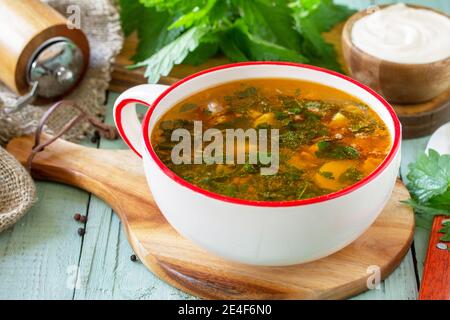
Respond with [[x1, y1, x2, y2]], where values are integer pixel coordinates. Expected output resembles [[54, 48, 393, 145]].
[[342, 3, 450, 104]]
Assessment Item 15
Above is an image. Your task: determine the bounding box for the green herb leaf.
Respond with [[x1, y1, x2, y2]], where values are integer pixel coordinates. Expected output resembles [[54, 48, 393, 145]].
[[290, 0, 355, 72], [275, 111, 289, 120], [403, 149, 450, 242], [219, 34, 249, 62], [316, 141, 360, 159], [236, 86, 257, 99], [183, 41, 219, 65], [169, 0, 217, 29], [406, 149, 450, 203], [439, 225, 450, 235], [120, 0, 143, 36], [339, 167, 363, 183], [319, 171, 335, 180], [292, 0, 355, 33], [242, 163, 258, 174], [120, 0, 354, 82], [295, 17, 342, 71], [119, 0, 183, 62], [401, 199, 450, 216], [139, 0, 205, 14], [428, 190, 450, 211], [228, 21, 309, 63], [440, 221, 450, 242], [238, 0, 302, 51], [179, 103, 198, 112], [131, 26, 208, 83]]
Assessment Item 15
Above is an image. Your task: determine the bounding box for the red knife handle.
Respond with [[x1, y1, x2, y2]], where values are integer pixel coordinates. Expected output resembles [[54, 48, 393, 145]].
[[419, 216, 450, 300]]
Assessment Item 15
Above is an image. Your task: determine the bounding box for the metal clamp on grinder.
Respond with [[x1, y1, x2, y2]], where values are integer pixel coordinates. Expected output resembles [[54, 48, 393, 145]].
[[0, 0, 90, 113]]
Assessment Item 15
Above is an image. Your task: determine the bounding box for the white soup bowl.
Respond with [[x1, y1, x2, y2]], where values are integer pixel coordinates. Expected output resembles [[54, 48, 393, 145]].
[[113, 62, 401, 266]]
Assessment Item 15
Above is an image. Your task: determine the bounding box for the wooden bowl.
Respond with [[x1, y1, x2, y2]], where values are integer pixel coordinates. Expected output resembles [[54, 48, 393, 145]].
[[342, 5, 450, 104]]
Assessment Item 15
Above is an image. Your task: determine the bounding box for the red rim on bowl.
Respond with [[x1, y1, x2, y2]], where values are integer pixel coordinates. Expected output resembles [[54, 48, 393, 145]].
[[119, 62, 401, 207]]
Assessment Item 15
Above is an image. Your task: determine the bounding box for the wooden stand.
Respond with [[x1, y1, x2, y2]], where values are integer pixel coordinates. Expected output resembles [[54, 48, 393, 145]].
[[393, 90, 450, 138], [7, 135, 415, 299]]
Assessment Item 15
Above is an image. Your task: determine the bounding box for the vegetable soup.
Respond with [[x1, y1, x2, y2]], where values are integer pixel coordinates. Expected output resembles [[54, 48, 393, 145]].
[[151, 78, 391, 201]]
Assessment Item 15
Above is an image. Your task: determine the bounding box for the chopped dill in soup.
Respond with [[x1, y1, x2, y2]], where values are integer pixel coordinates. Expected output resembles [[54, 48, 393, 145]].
[[151, 78, 391, 202]]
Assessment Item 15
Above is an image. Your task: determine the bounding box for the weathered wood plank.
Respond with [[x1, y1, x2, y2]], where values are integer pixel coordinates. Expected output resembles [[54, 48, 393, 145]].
[[0, 133, 95, 299], [400, 137, 431, 282], [74, 94, 194, 300], [0, 181, 90, 299], [351, 249, 418, 300]]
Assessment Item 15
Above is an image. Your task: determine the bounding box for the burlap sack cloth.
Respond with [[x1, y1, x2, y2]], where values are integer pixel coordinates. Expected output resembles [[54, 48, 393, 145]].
[[0, 0, 124, 232], [0, 146, 36, 232]]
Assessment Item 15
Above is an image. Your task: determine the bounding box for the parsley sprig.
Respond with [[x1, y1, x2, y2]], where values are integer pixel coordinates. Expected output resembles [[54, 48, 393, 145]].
[[403, 149, 450, 242], [119, 0, 355, 83]]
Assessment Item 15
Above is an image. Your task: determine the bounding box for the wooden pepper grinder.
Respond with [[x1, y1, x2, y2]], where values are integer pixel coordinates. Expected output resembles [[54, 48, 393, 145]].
[[0, 0, 90, 112]]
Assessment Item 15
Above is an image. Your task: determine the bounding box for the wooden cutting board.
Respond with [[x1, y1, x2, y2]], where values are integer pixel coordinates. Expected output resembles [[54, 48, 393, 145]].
[[7, 135, 415, 300], [110, 23, 450, 139]]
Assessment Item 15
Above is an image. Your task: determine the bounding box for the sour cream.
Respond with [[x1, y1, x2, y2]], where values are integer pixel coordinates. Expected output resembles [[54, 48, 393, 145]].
[[351, 3, 450, 64]]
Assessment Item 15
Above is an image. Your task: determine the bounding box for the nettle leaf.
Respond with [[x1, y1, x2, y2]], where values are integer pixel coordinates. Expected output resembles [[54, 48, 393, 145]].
[[119, 0, 182, 62], [406, 149, 450, 203], [139, 0, 205, 14], [237, 0, 302, 51], [315, 141, 360, 160], [134, 15, 182, 63], [131, 26, 208, 83], [120, 0, 355, 82], [296, 18, 342, 71], [227, 21, 309, 63], [120, 0, 143, 36], [298, 0, 355, 33], [183, 41, 219, 65], [219, 32, 249, 62], [169, 0, 217, 29], [182, 30, 222, 65], [290, 0, 354, 72]]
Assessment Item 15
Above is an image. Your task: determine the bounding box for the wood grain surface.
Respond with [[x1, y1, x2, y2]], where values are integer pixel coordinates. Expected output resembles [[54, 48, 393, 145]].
[[6, 135, 415, 299]]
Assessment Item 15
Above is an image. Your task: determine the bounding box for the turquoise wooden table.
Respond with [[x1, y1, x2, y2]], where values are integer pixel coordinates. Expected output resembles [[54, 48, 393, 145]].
[[0, 0, 448, 300]]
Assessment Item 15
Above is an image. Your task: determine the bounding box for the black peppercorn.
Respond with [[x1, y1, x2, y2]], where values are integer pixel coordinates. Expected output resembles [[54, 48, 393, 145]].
[[130, 254, 138, 262], [78, 228, 86, 236]]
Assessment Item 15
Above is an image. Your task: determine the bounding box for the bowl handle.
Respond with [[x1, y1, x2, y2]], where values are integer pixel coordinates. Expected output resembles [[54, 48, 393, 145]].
[[113, 84, 169, 158]]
